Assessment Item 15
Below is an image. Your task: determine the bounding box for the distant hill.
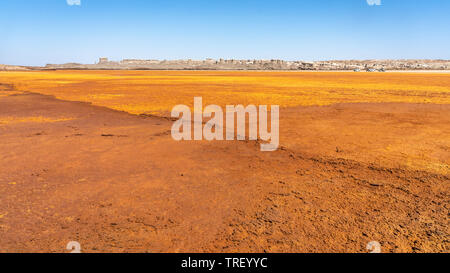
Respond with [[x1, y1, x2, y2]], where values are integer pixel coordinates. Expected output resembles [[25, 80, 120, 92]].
[[3, 59, 450, 71], [43, 58, 450, 71], [0, 64, 32, 71]]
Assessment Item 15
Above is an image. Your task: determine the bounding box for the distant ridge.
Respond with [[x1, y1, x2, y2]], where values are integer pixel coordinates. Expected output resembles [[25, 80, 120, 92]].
[[0, 64, 33, 71], [2, 59, 450, 71]]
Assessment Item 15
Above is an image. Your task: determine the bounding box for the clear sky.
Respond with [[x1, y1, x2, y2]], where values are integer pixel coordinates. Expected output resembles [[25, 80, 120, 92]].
[[1, 0, 449, 66]]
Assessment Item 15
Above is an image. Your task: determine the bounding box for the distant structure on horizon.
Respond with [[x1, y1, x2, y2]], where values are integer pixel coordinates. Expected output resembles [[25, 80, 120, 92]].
[[98, 57, 109, 64]]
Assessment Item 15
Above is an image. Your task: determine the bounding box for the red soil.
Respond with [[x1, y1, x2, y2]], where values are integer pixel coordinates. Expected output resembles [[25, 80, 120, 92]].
[[0, 90, 448, 253]]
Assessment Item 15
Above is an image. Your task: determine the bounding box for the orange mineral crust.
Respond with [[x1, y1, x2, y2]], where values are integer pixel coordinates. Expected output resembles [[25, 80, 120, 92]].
[[1, 70, 449, 115], [0, 71, 448, 253]]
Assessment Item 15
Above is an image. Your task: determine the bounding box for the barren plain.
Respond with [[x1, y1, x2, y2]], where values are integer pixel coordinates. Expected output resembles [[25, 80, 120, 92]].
[[0, 71, 448, 253]]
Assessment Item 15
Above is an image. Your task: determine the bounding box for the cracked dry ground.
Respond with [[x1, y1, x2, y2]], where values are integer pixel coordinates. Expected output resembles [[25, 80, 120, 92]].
[[0, 90, 448, 253]]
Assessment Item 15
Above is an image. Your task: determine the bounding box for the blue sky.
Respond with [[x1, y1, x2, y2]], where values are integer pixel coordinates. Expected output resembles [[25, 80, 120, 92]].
[[1, 0, 449, 66]]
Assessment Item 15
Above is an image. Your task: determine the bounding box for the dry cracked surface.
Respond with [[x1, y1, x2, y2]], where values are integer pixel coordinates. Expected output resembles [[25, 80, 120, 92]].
[[0, 86, 448, 253]]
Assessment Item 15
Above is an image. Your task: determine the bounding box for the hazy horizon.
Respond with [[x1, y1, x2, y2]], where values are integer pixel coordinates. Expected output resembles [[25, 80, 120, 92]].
[[5, 58, 450, 68]]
